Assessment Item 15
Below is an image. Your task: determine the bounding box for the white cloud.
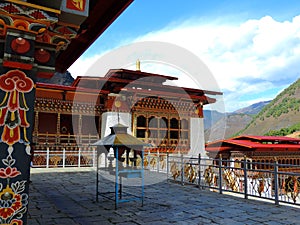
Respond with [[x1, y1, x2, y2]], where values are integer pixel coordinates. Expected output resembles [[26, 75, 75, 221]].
[[133, 15, 300, 111], [69, 54, 101, 78], [69, 15, 300, 112]]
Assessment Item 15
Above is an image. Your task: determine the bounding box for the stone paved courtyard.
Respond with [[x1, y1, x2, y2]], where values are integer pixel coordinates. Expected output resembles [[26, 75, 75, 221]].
[[28, 168, 300, 225]]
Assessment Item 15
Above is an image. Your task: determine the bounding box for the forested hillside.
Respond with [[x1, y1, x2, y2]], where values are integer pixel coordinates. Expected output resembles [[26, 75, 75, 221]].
[[238, 78, 300, 136]]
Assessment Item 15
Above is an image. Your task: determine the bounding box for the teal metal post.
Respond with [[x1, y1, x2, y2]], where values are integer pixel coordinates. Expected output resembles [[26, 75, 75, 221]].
[[115, 146, 119, 210]]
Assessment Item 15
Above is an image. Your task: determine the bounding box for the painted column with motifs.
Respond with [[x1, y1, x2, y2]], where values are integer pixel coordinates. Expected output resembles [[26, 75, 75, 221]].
[[0, 1, 89, 224]]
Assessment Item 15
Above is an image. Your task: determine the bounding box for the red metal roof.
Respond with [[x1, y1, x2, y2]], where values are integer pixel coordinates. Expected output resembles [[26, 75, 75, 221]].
[[233, 135, 300, 142], [205, 135, 300, 153], [225, 139, 300, 149]]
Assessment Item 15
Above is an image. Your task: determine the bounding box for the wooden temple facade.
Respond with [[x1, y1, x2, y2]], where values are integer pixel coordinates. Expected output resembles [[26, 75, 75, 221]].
[[33, 68, 222, 164]]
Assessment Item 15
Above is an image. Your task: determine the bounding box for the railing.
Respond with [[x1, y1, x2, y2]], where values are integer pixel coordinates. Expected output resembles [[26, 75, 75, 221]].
[[33, 133, 99, 146], [165, 154, 300, 207], [33, 146, 97, 168], [31, 149, 300, 206]]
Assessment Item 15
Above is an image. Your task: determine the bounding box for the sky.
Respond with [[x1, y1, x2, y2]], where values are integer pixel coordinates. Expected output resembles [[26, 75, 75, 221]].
[[69, 0, 300, 112]]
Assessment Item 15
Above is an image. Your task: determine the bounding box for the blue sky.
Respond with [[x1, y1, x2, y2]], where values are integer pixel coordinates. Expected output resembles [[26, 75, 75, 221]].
[[69, 0, 300, 112]]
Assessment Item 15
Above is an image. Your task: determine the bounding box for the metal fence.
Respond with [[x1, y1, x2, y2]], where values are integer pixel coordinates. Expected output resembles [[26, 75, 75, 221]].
[[165, 154, 300, 206], [32, 149, 300, 206]]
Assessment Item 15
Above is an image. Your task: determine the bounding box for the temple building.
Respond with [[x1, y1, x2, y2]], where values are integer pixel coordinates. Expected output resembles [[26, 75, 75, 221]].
[[205, 135, 300, 170], [33, 68, 222, 165]]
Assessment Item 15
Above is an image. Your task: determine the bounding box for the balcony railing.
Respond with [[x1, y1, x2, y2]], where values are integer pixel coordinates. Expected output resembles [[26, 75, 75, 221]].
[[33, 133, 99, 146], [32, 146, 97, 168], [31, 147, 300, 207], [165, 154, 300, 207]]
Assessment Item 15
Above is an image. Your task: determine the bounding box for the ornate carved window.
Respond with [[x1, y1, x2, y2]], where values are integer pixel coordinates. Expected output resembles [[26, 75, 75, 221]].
[[134, 113, 189, 152]]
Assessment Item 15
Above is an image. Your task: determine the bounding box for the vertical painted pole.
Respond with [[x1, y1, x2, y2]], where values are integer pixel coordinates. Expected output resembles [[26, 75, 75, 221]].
[[167, 152, 169, 182], [141, 149, 144, 206], [96, 148, 99, 202], [46, 147, 50, 168], [0, 69, 36, 225], [157, 151, 160, 172], [78, 147, 81, 167], [115, 146, 119, 210], [62, 148, 66, 168], [274, 159, 279, 205], [219, 154, 223, 194], [147, 152, 150, 171], [198, 153, 201, 189], [181, 154, 184, 185], [243, 156, 248, 199], [93, 147, 96, 168]]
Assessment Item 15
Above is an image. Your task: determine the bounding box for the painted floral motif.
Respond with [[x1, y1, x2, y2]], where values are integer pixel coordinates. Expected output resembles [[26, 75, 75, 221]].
[[0, 70, 34, 155], [0, 186, 22, 219], [0, 167, 21, 179], [0, 155, 28, 225]]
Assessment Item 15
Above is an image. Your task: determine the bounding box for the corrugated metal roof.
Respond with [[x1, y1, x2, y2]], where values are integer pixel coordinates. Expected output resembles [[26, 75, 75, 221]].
[[233, 135, 300, 142], [206, 135, 300, 152], [225, 139, 300, 149]]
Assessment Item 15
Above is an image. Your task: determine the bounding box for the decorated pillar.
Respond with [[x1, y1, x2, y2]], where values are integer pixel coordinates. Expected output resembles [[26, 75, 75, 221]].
[[0, 1, 89, 224], [33, 111, 39, 136], [78, 114, 82, 144], [0, 69, 34, 225], [56, 113, 61, 145]]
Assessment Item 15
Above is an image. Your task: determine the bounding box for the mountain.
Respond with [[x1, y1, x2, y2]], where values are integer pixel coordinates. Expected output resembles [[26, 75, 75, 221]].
[[37, 71, 74, 86], [205, 113, 253, 141], [238, 78, 300, 136], [204, 100, 270, 142], [234, 100, 271, 114], [203, 110, 225, 130], [205, 78, 300, 141]]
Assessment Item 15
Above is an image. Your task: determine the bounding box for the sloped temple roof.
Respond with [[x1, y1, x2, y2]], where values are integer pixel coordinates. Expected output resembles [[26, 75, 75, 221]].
[[205, 135, 300, 154], [72, 69, 222, 105]]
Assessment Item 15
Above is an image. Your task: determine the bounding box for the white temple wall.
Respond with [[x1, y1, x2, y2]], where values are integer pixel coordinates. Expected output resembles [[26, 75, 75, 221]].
[[189, 117, 206, 157], [101, 112, 132, 138]]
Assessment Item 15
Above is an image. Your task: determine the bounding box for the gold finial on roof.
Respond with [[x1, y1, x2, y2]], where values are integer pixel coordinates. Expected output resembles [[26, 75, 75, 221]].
[[136, 59, 141, 71]]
